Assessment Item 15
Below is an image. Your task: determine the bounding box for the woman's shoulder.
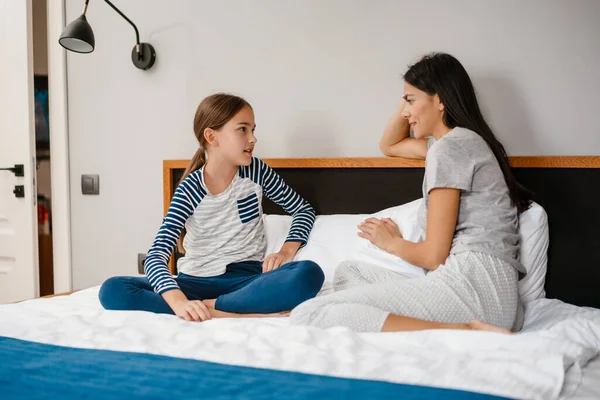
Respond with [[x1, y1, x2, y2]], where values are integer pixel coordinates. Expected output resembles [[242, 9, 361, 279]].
[[428, 129, 470, 158], [425, 129, 485, 176], [431, 128, 489, 157]]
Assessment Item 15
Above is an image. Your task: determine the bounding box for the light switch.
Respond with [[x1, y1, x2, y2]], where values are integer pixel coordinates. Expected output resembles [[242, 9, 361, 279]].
[[81, 174, 99, 195]]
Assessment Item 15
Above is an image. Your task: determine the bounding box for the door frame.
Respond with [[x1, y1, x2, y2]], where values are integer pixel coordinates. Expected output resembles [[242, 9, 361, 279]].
[[46, 1, 72, 293]]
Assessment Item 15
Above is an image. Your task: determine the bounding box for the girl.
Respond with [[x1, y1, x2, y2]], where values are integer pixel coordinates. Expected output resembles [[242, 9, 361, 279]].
[[291, 53, 532, 333], [100, 93, 324, 321]]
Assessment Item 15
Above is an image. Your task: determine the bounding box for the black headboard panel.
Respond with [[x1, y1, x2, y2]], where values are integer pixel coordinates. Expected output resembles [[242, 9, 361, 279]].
[[513, 168, 600, 308], [168, 158, 600, 309], [263, 168, 425, 214]]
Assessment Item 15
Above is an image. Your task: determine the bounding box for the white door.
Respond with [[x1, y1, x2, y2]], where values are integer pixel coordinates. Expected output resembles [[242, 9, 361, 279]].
[[0, 0, 39, 303]]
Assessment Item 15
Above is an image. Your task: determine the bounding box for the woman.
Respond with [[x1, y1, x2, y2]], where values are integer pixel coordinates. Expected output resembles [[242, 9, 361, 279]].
[[291, 53, 532, 333]]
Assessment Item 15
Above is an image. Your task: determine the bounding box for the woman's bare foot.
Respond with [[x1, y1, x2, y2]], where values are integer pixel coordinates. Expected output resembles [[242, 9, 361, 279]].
[[467, 320, 512, 334]]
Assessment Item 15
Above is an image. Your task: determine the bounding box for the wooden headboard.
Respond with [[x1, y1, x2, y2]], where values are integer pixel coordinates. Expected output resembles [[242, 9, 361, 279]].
[[163, 156, 600, 309]]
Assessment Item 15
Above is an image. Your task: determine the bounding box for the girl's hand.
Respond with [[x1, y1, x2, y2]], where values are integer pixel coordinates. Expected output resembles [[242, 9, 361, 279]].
[[358, 217, 403, 253], [163, 288, 211, 322], [263, 249, 294, 273], [171, 299, 212, 322], [263, 241, 301, 273]]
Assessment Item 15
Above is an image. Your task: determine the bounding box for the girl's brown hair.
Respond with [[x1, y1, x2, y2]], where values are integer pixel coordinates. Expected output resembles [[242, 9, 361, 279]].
[[177, 93, 251, 253]]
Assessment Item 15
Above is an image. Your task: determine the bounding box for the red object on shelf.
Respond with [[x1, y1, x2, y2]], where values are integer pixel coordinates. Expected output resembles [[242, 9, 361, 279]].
[[38, 201, 50, 235]]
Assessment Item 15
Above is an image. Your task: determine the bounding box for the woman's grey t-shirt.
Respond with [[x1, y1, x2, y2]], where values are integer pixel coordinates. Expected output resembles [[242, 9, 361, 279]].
[[417, 127, 525, 273]]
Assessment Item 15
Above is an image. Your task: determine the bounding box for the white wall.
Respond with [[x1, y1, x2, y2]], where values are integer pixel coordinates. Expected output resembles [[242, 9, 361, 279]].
[[64, 0, 600, 289]]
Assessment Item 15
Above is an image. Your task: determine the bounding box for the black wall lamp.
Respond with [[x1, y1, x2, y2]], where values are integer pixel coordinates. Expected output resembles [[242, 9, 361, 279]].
[[59, 0, 156, 70]]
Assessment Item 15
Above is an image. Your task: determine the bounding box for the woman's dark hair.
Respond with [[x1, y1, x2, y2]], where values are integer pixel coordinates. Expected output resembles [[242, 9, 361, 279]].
[[404, 53, 532, 213]]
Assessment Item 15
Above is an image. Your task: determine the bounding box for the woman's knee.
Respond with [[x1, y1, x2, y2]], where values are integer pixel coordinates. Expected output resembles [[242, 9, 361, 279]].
[[333, 261, 358, 284], [291, 300, 347, 330], [290, 298, 322, 326]]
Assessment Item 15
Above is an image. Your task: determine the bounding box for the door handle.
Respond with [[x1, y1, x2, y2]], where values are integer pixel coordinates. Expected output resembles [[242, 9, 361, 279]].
[[0, 164, 24, 177]]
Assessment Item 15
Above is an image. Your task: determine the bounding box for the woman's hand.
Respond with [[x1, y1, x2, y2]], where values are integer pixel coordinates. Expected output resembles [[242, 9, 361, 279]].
[[358, 217, 403, 253]]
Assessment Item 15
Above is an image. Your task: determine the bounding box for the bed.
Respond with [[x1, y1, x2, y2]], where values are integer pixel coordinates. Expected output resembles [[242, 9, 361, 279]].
[[1, 156, 599, 400]]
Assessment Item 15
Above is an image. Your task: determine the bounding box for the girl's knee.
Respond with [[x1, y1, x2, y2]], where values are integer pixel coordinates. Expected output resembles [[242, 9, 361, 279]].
[[98, 276, 129, 310], [295, 260, 325, 289]]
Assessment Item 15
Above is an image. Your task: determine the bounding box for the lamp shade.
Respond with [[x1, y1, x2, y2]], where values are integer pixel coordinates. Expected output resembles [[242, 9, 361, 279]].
[[59, 15, 95, 53]]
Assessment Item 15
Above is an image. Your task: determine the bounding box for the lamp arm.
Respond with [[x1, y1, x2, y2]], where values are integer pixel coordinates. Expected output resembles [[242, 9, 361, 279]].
[[82, 0, 90, 15], [103, 0, 141, 55]]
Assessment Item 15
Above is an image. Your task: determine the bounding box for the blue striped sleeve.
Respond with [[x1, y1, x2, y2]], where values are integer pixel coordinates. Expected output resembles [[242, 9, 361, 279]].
[[255, 158, 315, 246], [145, 171, 204, 295]]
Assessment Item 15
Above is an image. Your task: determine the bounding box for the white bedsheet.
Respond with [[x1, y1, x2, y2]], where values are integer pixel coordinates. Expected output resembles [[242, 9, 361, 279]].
[[573, 355, 600, 400], [521, 299, 600, 399], [0, 288, 599, 400]]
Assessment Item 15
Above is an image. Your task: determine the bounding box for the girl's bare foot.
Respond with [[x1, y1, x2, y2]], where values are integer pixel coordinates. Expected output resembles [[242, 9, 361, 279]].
[[467, 320, 512, 334], [202, 299, 217, 309], [201, 299, 290, 318], [199, 296, 290, 319], [207, 309, 291, 319], [243, 311, 290, 318]]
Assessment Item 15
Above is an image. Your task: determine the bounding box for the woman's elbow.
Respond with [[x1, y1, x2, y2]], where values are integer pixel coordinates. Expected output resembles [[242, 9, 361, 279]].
[[423, 251, 449, 271], [379, 141, 392, 156]]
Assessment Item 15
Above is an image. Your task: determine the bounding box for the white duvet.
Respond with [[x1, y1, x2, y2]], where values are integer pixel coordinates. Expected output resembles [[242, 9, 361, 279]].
[[0, 288, 599, 400]]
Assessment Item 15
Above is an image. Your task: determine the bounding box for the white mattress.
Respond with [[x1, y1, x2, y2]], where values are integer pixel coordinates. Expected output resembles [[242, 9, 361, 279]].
[[0, 288, 599, 400]]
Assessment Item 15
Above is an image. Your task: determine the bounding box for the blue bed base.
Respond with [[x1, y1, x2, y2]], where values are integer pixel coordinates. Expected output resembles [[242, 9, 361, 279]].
[[0, 336, 510, 399]]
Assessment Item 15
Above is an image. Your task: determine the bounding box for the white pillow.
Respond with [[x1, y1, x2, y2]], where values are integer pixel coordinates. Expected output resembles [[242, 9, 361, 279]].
[[517, 202, 549, 303], [348, 199, 427, 278], [263, 214, 368, 282], [263, 214, 292, 256], [263, 200, 549, 303]]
